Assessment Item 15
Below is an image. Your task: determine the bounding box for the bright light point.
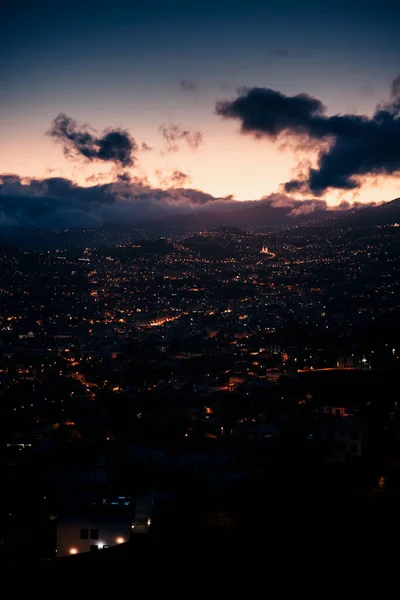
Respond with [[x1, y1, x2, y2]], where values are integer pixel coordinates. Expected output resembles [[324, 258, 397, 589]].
[[147, 518, 151, 527], [116, 537, 125, 544], [69, 548, 78, 555]]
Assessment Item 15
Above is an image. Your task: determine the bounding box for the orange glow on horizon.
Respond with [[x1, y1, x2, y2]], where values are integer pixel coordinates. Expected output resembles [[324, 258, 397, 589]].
[[1, 118, 399, 205]]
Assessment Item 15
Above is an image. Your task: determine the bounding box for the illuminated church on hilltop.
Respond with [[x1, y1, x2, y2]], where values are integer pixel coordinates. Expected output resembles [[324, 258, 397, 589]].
[[260, 245, 276, 257]]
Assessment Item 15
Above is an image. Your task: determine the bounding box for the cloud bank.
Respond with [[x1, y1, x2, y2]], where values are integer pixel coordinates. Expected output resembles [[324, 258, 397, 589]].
[[0, 174, 358, 229], [0, 174, 230, 228], [216, 74, 400, 195]]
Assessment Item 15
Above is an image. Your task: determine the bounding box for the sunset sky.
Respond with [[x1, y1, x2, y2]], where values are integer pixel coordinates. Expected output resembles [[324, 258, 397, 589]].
[[1, 0, 400, 213]]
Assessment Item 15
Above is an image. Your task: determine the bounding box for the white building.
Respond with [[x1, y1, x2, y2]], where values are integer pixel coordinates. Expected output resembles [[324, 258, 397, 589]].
[[56, 514, 132, 558], [56, 495, 153, 557]]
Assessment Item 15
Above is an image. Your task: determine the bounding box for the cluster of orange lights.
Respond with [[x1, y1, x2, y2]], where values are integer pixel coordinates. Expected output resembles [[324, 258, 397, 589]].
[[147, 316, 179, 327], [69, 536, 125, 555]]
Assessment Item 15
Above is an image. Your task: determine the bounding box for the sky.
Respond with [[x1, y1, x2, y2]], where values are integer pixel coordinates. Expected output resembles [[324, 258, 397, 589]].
[[1, 0, 400, 226]]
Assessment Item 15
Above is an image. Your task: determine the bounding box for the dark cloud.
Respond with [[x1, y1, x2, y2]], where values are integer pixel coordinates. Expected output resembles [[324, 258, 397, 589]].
[[179, 80, 199, 92], [170, 170, 191, 186], [216, 75, 400, 195], [216, 87, 326, 139], [48, 114, 138, 168], [156, 169, 192, 187], [141, 142, 153, 152], [115, 172, 134, 183], [159, 122, 203, 152], [85, 172, 110, 184]]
